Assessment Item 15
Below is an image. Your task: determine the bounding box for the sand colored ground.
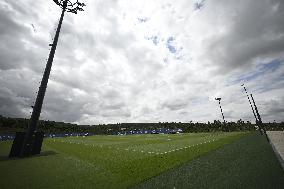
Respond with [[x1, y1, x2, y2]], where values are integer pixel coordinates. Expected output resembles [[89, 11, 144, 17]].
[[267, 131, 284, 169]]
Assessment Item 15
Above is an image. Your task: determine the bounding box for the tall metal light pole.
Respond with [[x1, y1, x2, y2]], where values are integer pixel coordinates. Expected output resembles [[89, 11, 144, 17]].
[[19, 0, 86, 157], [250, 94, 269, 141], [250, 94, 262, 124], [241, 84, 258, 121], [215, 97, 225, 123], [241, 84, 263, 135]]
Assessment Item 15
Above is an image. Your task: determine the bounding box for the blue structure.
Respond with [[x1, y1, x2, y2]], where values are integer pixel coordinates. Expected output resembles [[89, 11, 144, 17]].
[[0, 132, 94, 141], [117, 128, 183, 135], [0, 134, 15, 141]]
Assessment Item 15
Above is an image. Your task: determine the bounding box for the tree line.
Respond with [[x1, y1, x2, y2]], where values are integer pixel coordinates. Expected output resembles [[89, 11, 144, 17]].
[[0, 115, 283, 135]]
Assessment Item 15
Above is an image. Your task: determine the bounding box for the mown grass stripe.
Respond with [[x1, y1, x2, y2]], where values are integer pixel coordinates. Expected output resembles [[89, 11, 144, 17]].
[[0, 132, 249, 189], [133, 133, 284, 189]]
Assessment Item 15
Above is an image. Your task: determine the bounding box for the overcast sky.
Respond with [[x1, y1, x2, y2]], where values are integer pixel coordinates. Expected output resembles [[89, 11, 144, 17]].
[[0, 0, 283, 124]]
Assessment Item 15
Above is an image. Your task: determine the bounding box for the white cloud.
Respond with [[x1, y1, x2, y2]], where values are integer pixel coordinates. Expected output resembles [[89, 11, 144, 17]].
[[0, 0, 284, 124]]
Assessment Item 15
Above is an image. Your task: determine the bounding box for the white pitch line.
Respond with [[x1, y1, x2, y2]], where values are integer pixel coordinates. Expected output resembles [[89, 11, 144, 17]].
[[155, 139, 219, 155], [57, 138, 219, 156]]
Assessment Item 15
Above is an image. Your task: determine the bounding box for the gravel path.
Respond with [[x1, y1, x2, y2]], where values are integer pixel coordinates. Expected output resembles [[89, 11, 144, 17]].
[[267, 131, 284, 170]]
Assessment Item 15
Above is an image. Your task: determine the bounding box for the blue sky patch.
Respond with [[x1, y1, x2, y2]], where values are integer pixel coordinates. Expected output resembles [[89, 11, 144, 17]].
[[191, 96, 209, 106], [152, 36, 159, 45], [137, 17, 149, 23], [230, 59, 283, 85], [166, 36, 177, 54], [194, 0, 206, 10], [147, 35, 159, 45]]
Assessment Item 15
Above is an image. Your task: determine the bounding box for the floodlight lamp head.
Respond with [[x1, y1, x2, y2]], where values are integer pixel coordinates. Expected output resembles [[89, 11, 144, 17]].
[[53, 0, 86, 14], [215, 98, 221, 101]]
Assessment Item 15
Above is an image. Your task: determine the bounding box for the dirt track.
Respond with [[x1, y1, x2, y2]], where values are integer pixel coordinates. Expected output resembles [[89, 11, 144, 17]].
[[267, 131, 284, 169]]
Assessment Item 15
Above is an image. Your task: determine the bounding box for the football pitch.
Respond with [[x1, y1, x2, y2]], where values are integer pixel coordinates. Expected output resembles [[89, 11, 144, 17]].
[[0, 132, 283, 188]]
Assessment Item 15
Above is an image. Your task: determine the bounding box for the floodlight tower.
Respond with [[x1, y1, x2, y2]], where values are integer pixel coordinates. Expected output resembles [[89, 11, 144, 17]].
[[19, 0, 86, 157], [250, 94, 269, 141], [250, 94, 262, 125], [215, 97, 225, 123], [241, 84, 258, 122], [241, 84, 262, 134]]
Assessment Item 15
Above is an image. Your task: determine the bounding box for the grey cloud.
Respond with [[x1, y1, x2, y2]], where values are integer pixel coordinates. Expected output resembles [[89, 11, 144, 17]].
[[262, 97, 284, 121], [101, 87, 121, 99], [0, 87, 29, 118], [59, 19, 97, 57], [0, 68, 42, 118], [1, 0, 284, 124], [125, 45, 164, 81], [268, 106, 284, 114], [0, 8, 50, 74], [0, 10, 26, 36], [40, 83, 93, 122], [100, 102, 125, 110], [103, 21, 136, 50], [100, 109, 131, 118], [0, 10, 30, 70], [206, 0, 284, 73], [4, 0, 40, 19], [0, 69, 39, 100], [161, 99, 189, 110], [140, 106, 153, 115]]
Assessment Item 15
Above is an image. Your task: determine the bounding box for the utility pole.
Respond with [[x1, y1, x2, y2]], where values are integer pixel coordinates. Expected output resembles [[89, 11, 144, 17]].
[[18, 0, 86, 157], [215, 98, 225, 123]]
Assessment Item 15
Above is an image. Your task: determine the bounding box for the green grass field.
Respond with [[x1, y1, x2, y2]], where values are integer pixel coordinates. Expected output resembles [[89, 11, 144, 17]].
[[0, 132, 283, 188], [133, 133, 284, 189]]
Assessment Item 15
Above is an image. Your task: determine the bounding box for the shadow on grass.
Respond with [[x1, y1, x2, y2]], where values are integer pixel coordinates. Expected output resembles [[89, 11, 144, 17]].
[[0, 150, 58, 162]]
